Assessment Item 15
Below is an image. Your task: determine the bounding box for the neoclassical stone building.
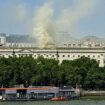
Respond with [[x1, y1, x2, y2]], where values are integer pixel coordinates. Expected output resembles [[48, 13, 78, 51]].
[[0, 34, 105, 67]]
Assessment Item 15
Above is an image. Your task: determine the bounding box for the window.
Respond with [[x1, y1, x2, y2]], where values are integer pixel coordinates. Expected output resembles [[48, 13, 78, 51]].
[[78, 44, 81, 46], [37, 54, 40, 56], [46, 55, 49, 57], [68, 44, 71, 47], [29, 54, 32, 56], [93, 55, 95, 58], [98, 60, 100, 64], [101, 54, 103, 56], [68, 55, 70, 57], [88, 55, 90, 58], [62, 55, 65, 57], [52, 55, 54, 57], [98, 55, 100, 58], [57, 55, 60, 57], [73, 44, 76, 46], [78, 55, 80, 57]]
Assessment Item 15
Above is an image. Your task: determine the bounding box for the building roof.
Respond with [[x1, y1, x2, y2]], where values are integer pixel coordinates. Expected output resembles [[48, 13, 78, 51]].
[[6, 35, 36, 43]]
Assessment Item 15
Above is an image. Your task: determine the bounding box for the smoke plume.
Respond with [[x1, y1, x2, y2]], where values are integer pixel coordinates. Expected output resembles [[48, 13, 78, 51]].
[[32, 2, 55, 48], [32, 0, 100, 48]]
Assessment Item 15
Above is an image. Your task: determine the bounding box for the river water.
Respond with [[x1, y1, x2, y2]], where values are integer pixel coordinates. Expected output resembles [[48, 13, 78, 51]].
[[0, 100, 105, 105]]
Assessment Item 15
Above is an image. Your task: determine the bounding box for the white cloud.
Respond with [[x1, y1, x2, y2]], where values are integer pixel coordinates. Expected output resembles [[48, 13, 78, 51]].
[[56, 0, 100, 32]]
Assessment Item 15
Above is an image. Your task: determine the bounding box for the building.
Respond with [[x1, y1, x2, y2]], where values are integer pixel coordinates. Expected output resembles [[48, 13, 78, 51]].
[[0, 34, 105, 67], [0, 86, 77, 101]]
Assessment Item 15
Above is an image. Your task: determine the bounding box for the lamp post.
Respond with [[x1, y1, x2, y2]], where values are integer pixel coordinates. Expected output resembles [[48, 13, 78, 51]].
[[13, 46, 15, 57], [56, 47, 59, 60], [11, 36, 21, 57]]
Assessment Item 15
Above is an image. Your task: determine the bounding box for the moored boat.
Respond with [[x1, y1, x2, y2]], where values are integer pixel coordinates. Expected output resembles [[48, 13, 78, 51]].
[[0, 86, 78, 101], [50, 97, 67, 101]]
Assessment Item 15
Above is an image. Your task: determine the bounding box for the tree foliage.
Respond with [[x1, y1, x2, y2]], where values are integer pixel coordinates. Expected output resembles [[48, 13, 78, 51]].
[[0, 56, 104, 90]]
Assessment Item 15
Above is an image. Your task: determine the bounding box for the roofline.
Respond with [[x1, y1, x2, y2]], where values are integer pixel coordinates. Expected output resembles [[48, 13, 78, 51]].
[[0, 87, 58, 90]]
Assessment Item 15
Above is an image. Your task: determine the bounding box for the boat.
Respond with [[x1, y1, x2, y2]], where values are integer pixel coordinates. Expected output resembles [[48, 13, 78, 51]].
[[50, 97, 67, 101], [0, 86, 78, 101]]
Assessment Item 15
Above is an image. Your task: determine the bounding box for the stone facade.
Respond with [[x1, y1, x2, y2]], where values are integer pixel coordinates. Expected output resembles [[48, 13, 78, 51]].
[[0, 35, 105, 67], [0, 47, 105, 67]]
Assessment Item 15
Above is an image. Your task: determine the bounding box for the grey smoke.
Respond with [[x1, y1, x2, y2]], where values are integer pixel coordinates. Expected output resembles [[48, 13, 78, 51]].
[[32, 0, 100, 48]]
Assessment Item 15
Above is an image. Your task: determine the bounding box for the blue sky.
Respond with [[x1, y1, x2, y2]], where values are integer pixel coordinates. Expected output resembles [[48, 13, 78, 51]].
[[0, 0, 105, 38]]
